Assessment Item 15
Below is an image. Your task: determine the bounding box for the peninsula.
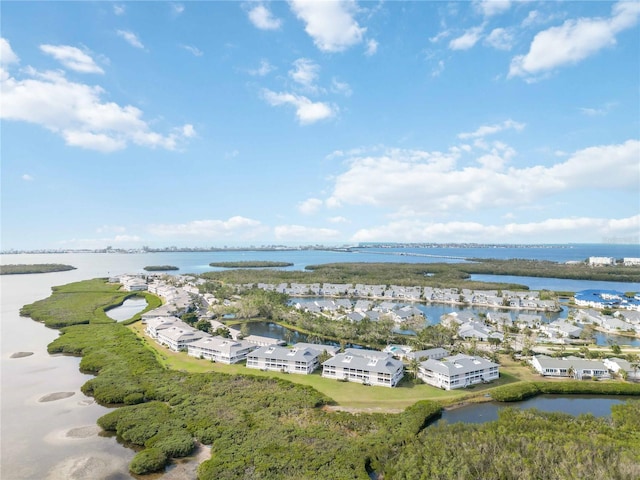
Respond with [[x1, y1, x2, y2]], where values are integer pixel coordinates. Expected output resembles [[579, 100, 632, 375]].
[[0, 264, 76, 275]]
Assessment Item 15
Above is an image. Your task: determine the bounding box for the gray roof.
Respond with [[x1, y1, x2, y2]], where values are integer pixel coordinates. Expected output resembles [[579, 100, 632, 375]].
[[406, 348, 449, 361], [344, 348, 391, 360], [323, 352, 404, 374], [249, 345, 320, 362], [420, 354, 498, 376], [292, 343, 340, 356], [189, 335, 255, 354], [533, 355, 607, 371]]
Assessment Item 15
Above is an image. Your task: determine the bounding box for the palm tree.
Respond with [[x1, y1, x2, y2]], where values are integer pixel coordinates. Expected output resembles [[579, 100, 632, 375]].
[[408, 357, 421, 384]]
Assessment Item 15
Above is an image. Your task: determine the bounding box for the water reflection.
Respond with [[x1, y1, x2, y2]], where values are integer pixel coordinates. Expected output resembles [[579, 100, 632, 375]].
[[104, 297, 147, 322], [437, 395, 633, 426]]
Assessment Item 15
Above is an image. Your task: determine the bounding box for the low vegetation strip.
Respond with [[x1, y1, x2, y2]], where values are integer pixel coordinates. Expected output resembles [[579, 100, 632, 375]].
[[209, 261, 294, 268], [143, 265, 179, 271], [491, 381, 640, 402], [202, 259, 640, 289], [0, 263, 76, 274]]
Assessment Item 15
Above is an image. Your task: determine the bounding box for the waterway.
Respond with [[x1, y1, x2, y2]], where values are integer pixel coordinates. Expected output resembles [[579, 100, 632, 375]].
[[1, 246, 638, 479]]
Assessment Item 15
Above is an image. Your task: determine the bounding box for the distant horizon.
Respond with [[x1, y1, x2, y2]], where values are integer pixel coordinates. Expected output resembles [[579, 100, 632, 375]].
[[3, 241, 640, 256]]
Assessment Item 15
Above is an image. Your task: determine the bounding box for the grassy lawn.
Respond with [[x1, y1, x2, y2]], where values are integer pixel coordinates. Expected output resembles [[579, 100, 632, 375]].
[[129, 322, 527, 410]]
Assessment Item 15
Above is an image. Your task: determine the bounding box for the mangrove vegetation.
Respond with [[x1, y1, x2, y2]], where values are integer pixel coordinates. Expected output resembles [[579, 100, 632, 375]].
[[0, 263, 76, 275]]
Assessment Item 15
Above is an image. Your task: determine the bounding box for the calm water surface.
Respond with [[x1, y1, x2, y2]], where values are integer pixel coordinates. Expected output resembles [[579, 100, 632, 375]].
[[105, 297, 148, 322], [438, 395, 634, 426]]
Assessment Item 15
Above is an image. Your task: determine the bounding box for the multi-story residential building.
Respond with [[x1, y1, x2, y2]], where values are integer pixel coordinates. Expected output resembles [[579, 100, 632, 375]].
[[187, 336, 257, 364], [246, 345, 321, 374], [530, 355, 610, 380], [418, 354, 499, 390], [321, 349, 404, 387]]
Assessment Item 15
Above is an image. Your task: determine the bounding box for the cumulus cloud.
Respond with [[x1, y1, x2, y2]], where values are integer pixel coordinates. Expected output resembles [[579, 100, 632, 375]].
[[458, 119, 525, 139], [331, 78, 352, 96], [365, 38, 378, 56], [262, 89, 335, 124], [22, 173, 34, 181], [247, 3, 282, 30], [117, 30, 145, 49], [1, 38, 19, 65], [289, 58, 320, 90], [509, 1, 640, 79], [249, 59, 275, 76], [289, 0, 366, 52], [326, 140, 639, 215], [113, 4, 125, 16], [474, 0, 510, 18], [351, 214, 640, 244], [298, 197, 323, 215], [40, 44, 104, 74], [449, 25, 485, 50], [274, 224, 341, 241], [484, 28, 514, 51], [0, 54, 195, 152], [149, 216, 265, 238]]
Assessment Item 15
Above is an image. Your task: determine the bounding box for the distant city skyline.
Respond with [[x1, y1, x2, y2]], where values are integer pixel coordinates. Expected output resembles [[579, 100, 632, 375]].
[[1, 1, 639, 250]]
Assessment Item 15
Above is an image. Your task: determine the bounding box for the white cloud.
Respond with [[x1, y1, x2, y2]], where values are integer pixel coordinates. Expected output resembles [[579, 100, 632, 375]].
[[249, 59, 274, 76], [181, 45, 203, 57], [247, 3, 282, 30], [484, 28, 514, 51], [474, 0, 511, 18], [1, 38, 19, 65], [325, 140, 639, 215], [40, 44, 104, 74], [431, 60, 445, 77], [171, 3, 185, 15], [429, 30, 451, 43], [113, 4, 125, 16], [289, 0, 366, 52], [149, 216, 264, 238], [116, 30, 145, 49], [449, 25, 484, 50], [509, 1, 640, 78], [579, 102, 616, 116], [458, 119, 525, 139], [289, 58, 320, 90], [328, 216, 349, 224], [298, 198, 323, 215], [22, 174, 34, 181], [350, 214, 640, 244], [365, 38, 378, 56], [262, 89, 336, 124], [96, 225, 126, 234], [331, 78, 352, 96], [274, 224, 341, 240], [1, 65, 195, 152]]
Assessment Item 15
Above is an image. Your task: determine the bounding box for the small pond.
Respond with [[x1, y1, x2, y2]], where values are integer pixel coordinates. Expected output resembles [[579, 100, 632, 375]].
[[105, 297, 148, 321], [436, 394, 635, 426]]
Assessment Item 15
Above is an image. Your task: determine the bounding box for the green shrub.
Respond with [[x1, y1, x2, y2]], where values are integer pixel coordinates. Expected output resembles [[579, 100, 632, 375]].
[[491, 382, 540, 402], [129, 447, 168, 475]]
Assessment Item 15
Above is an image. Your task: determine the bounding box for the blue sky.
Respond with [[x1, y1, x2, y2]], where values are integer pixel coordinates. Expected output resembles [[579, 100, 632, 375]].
[[1, 1, 639, 250]]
